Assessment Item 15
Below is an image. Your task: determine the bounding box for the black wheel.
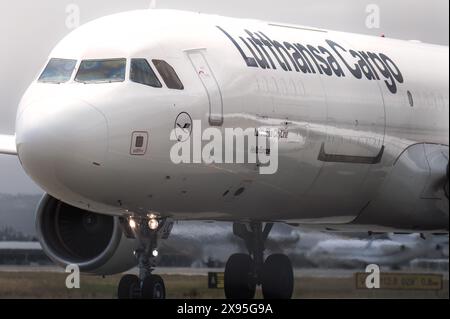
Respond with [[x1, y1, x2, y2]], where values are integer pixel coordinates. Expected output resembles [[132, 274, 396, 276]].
[[224, 253, 256, 299], [261, 254, 294, 299], [142, 275, 166, 299], [118, 274, 139, 299]]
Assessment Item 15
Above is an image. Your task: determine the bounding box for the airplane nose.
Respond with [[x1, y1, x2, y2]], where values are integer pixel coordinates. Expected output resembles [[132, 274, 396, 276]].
[[15, 98, 108, 195]]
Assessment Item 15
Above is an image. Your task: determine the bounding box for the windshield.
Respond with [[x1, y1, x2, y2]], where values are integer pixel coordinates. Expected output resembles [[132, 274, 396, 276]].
[[130, 59, 162, 88], [152, 59, 184, 90], [75, 59, 126, 84], [38, 58, 77, 84]]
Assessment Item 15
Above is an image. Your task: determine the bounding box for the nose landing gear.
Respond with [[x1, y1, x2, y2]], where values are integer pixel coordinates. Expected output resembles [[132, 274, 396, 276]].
[[117, 216, 173, 299], [224, 222, 294, 299]]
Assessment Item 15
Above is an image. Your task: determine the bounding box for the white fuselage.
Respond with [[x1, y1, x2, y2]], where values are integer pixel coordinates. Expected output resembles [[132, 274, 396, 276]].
[[15, 10, 449, 232]]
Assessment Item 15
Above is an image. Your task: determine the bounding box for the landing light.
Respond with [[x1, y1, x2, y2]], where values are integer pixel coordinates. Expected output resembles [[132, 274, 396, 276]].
[[152, 249, 159, 257], [129, 219, 137, 229], [148, 219, 159, 230]]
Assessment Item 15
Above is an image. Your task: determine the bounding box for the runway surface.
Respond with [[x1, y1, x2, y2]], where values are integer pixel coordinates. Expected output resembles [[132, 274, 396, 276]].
[[0, 265, 448, 278], [0, 265, 448, 299]]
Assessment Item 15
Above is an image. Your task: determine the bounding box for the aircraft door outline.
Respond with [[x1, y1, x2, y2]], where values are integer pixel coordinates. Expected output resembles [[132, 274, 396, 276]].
[[186, 50, 224, 126]]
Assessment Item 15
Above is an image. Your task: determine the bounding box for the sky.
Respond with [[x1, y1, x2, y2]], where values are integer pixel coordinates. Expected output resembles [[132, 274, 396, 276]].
[[0, 0, 448, 194]]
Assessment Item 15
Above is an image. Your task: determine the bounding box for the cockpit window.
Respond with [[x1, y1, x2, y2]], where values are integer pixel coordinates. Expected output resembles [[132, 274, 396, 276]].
[[38, 58, 77, 84], [75, 58, 126, 84], [130, 59, 162, 88], [152, 60, 184, 90]]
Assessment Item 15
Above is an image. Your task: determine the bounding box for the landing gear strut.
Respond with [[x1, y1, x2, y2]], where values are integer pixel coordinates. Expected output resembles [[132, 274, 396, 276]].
[[224, 222, 294, 299], [117, 216, 173, 299]]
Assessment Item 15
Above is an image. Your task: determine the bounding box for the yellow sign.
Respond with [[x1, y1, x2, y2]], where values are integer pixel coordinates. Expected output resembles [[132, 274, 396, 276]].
[[208, 272, 224, 289], [355, 273, 443, 290]]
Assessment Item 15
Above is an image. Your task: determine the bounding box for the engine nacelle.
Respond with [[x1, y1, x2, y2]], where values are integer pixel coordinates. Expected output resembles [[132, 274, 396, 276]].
[[355, 143, 449, 231], [36, 194, 138, 275]]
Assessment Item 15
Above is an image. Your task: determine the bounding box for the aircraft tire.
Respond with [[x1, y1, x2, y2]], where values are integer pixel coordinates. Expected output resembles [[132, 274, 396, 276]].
[[261, 254, 294, 299], [141, 275, 166, 299], [118, 274, 139, 299], [224, 253, 256, 299]]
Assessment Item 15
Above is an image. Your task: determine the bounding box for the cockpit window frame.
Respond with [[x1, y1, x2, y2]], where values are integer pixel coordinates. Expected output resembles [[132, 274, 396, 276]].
[[38, 58, 78, 84], [37, 58, 187, 91], [130, 58, 163, 88], [152, 59, 185, 90], [75, 58, 127, 84]]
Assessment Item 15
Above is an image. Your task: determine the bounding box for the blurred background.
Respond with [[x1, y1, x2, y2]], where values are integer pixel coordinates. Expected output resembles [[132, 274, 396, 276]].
[[0, 0, 448, 298]]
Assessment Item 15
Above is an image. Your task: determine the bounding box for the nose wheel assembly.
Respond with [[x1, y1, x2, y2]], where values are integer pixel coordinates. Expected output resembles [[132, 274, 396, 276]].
[[117, 215, 173, 299]]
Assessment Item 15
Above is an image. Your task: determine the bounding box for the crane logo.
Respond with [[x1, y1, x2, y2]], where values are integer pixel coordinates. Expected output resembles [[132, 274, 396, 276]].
[[175, 112, 193, 142]]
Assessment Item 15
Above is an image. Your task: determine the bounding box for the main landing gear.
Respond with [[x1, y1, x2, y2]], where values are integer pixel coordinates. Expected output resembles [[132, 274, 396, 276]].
[[224, 222, 294, 299], [117, 215, 173, 299]]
